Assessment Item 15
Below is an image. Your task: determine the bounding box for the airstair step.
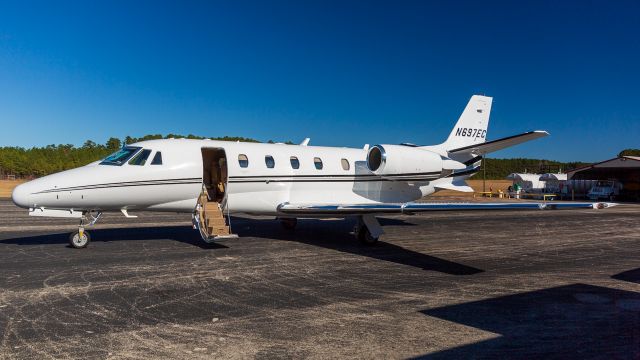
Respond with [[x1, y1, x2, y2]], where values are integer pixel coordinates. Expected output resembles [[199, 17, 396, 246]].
[[204, 213, 224, 221], [208, 226, 230, 235], [206, 218, 227, 227], [204, 210, 224, 217], [197, 193, 234, 239], [204, 202, 221, 212]]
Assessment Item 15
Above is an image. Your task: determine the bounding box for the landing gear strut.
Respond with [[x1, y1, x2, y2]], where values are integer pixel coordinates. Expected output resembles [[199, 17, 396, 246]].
[[69, 211, 102, 249], [354, 215, 383, 245]]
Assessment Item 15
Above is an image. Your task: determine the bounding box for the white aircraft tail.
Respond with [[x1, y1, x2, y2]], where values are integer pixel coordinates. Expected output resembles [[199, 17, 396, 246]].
[[423, 94, 547, 162], [442, 95, 493, 151], [418, 95, 548, 193]]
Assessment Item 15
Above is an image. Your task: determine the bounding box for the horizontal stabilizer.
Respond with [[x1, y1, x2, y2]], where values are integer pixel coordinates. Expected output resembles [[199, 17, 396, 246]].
[[449, 131, 549, 155]]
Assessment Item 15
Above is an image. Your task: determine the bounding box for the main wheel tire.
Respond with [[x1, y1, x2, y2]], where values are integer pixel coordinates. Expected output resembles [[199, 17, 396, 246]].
[[69, 230, 90, 249], [280, 218, 298, 230], [356, 225, 379, 245]]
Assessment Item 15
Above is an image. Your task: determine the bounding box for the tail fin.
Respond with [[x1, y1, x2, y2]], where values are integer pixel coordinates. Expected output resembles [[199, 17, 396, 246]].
[[443, 95, 493, 151]]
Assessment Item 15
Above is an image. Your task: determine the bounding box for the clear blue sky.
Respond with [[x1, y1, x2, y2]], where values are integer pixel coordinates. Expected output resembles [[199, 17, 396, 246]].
[[0, 0, 638, 162]]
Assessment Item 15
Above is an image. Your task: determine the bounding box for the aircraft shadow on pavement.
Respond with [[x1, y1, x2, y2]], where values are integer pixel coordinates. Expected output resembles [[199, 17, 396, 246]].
[[3, 217, 480, 274], [415, 283, 640, 359], [230, 217, 483, 276], [612, 268, 640, 284], [1, 226, 227, 249], [377, 217, 418, 226]]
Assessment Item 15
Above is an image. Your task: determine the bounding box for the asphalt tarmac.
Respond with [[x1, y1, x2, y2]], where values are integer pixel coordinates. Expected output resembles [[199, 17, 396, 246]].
[[0, 199, 639, 359]]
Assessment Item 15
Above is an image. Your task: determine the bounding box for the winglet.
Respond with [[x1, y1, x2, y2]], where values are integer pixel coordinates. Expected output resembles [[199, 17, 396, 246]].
[[593, 202, 618, 209], [300, 138, 310, 146]]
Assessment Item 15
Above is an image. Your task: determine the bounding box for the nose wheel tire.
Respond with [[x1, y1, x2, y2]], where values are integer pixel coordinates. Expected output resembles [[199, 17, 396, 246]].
[[69, 230, 90, 249]]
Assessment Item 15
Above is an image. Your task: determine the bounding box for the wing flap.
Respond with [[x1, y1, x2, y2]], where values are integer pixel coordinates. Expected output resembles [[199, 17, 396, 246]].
[[277, 201, 616, 215]]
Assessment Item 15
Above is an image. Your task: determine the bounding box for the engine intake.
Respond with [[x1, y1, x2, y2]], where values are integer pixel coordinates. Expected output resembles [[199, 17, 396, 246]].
[[366, 144, 465, 180], [367, 146, 385, 172]]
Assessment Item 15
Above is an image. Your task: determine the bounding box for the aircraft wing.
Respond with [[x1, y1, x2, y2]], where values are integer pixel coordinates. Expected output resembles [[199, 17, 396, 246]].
[[277, 201, 616, 216], [448, 130, 549, 156]]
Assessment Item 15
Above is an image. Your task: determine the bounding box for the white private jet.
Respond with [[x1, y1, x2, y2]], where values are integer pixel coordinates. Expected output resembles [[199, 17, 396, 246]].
[[12, 95, 614, 248]]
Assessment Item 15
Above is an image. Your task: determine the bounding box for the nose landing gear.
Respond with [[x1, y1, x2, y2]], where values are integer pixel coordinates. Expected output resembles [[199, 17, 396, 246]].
[[69, 227, 91, 248], [69, 211, 102, 249]]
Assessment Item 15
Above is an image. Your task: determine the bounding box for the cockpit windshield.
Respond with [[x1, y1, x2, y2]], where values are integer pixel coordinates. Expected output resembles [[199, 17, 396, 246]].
[[100, 146, 141, 166]]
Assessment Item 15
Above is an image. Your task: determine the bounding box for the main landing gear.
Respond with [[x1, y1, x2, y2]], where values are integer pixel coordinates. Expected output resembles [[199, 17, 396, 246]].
[[276, 215, 382, 244], [69, 211, 102, 249], [354, 215, 383, 245]]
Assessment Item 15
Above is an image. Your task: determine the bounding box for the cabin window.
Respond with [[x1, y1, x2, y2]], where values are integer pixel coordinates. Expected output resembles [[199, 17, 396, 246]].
[[100, 146, 141, 166], [341, 158, 350, 170], [128, 149, 152, 166], [290, 156, 300, 169], [151, 152, 163, 165], [314, 157, 323, 170], [238, 154, 249, 168], [265, 155, 275, 168]]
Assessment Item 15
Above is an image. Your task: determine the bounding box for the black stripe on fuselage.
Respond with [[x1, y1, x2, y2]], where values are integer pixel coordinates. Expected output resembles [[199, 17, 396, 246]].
[[228, 179, 437, 183], [228, 172, 441, 183], [34, 172, 443, 194], [228, 171, 441, 179], [35, 178, 202, 194]]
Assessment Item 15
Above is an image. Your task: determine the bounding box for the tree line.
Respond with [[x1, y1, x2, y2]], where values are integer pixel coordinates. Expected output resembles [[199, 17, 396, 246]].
[[0, 134, 264, 178], [619, 148, 640, 157], [469, 148, 639, 179], [0, 136, 636, 179]]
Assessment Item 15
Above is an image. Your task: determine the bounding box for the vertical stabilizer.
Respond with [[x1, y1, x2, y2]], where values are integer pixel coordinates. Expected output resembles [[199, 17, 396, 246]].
[[443, 95, 493, 151]]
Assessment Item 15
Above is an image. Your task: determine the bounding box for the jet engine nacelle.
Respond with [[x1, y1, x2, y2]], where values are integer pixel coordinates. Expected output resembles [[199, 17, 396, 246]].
[[366, 144, 465, 178]]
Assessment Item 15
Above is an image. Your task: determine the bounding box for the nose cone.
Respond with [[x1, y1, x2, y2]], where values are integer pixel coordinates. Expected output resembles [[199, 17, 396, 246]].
[[12, 182, 33, 209]]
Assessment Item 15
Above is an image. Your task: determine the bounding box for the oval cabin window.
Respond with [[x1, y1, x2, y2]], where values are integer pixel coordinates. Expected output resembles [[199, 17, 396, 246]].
[[314, 157, 323, 170], [341, 158, 350, 170], [265, 155, 275, 168], [238, 154, 249, 168], [290, 156, 300, 169]]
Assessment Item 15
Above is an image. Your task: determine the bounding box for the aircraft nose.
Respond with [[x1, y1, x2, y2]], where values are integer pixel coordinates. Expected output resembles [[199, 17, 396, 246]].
[[12, 182, 33, 209]]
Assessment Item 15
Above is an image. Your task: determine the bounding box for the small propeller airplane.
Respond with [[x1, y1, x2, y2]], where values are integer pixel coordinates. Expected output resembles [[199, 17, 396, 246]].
[[12, 95, 615, 248]]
